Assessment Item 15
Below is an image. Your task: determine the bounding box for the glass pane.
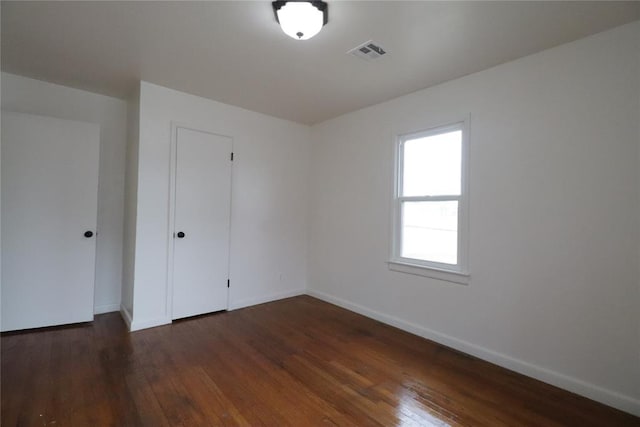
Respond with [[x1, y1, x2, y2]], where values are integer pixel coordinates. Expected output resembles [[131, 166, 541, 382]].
[[401, 201, 458, 265], [402, 129, 461, 197]]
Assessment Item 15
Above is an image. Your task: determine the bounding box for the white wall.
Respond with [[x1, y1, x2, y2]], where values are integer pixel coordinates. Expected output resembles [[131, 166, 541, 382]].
[[308, 21, 640, 415], [120, 84, 140, 324], [1, 73, 127, 314], [0, 0, 3, 333], [127, 81, 310, 330]]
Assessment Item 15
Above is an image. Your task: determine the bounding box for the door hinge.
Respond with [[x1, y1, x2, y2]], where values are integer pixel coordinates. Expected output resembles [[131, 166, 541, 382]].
[[230, 152, 234, 161], [227, 279, 230, 288]]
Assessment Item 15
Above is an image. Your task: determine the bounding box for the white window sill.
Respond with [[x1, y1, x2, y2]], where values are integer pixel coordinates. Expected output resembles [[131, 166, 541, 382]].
[[387, 260, 470, 285]]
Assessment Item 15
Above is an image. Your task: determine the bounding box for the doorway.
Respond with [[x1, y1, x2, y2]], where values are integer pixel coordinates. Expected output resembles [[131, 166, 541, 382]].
[[1, 111, 99, 331], [169, 126, 233, 320]]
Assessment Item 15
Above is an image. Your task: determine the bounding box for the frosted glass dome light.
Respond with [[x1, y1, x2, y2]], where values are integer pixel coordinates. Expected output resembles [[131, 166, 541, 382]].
[[273, 1, 328, 41]]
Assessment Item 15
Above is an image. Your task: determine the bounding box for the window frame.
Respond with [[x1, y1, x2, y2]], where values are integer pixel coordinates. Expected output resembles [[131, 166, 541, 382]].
[[389, 119, 470, 284]]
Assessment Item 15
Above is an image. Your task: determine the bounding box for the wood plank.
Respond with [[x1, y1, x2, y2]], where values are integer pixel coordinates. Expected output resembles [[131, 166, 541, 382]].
[[2, 296, 638, 426]]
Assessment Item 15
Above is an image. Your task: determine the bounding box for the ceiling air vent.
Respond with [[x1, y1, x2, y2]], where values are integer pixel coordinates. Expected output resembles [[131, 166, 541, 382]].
[[348, 40, 387, 61]]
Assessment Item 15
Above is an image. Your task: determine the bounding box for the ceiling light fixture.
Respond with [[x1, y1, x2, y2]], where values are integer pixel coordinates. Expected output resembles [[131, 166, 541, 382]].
[[272, 1, 328, 41]]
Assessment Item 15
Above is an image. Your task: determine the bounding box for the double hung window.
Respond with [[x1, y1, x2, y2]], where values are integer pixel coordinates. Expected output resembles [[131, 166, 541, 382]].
[[391, 121, 469, 281]]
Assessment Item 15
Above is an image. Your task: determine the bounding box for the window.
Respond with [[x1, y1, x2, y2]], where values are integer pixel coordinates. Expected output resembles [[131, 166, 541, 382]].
[[390, 121, 469, 283]]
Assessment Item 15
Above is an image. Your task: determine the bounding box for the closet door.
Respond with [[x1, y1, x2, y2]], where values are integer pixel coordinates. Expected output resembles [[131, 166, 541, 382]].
[[172, 127, 232, 320], [1, 111, 99, 331]]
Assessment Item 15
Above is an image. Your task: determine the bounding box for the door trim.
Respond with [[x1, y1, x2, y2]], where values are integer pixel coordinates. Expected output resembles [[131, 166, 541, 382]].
[[166, 122, 234, 320]]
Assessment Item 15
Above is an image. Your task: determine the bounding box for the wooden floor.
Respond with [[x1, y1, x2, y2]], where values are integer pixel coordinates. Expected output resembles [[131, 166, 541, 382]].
[[2, 296, 638, 426]]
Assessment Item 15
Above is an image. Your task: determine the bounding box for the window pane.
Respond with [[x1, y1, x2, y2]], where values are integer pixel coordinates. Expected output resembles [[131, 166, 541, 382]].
[[402, 130, 461, 196], [401, 201, 458, 265]]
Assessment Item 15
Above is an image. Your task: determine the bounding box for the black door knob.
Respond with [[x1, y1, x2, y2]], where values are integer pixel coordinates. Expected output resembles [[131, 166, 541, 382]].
[[177, 231, 185, 238], [84, 231, 94, 238]]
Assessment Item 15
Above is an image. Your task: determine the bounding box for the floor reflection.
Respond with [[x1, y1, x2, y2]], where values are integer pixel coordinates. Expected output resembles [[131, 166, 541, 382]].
[[395, 387, 452, 427]]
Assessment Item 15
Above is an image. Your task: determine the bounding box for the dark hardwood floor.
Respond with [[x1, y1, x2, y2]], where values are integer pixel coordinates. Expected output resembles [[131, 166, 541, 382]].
[[2, 295, 638, 426]]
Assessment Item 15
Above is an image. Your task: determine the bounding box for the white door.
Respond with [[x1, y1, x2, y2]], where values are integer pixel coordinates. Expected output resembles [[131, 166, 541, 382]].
[[172, 127, 232, 320], [1, 111, 99, 332]]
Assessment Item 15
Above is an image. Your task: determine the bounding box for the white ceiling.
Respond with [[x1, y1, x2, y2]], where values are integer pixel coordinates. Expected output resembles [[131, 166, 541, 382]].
[[2, 1, 639, 125]]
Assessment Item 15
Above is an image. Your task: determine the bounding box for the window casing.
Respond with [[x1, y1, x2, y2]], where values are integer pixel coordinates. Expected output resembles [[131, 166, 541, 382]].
[[390, 121, 469, 281]]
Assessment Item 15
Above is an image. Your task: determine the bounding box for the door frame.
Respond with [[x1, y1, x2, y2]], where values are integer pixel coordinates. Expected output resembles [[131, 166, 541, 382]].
[[166, 122, 234, 320]]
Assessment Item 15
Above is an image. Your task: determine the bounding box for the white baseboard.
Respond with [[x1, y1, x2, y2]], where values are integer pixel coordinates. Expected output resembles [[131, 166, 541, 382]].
[[119, 304, 133, 330], [306, 289, 640, 417], [119, 289, 303, 333], [129, 316, 171, 332], [228, 288, 305, 311], [94, 303, 120, 315]]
